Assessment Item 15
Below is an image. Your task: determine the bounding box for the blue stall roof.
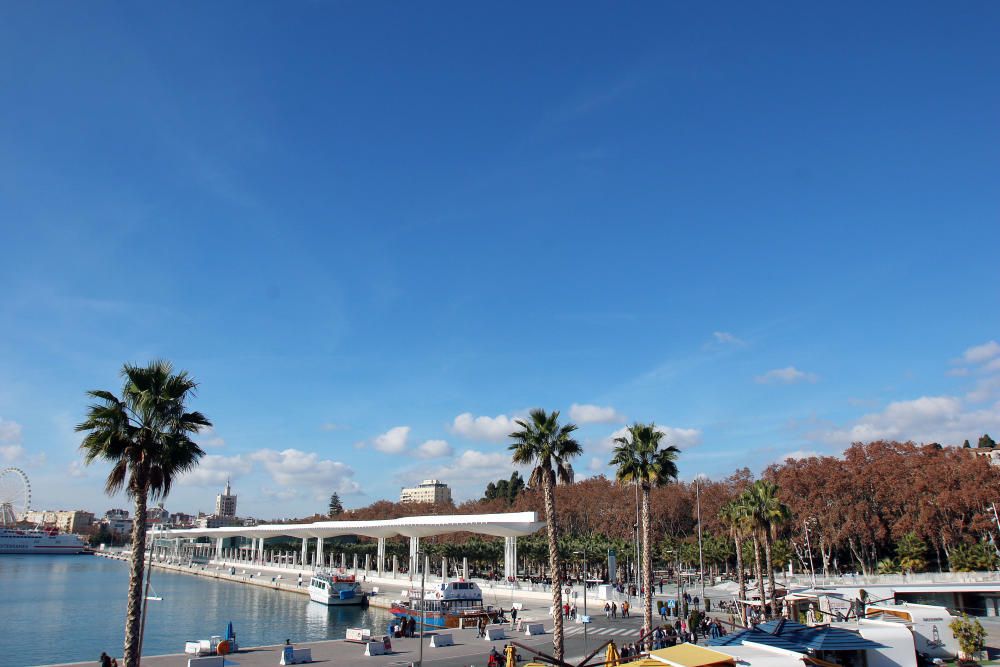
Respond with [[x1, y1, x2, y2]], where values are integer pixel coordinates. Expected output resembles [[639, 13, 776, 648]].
[[708, 619, 886, 653]]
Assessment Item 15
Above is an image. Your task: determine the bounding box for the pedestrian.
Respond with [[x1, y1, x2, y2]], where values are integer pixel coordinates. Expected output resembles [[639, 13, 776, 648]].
[[511, 606, 518, 628], [605, 602, 611, 619], [99, 652, 112, 667], [659, 579, 664, 594], [110, 660, 118, 667], [408, 617, 416, 638], [660, 603, 667, 621], [563, 602, 570, 617], [612, 601, 618, 619]]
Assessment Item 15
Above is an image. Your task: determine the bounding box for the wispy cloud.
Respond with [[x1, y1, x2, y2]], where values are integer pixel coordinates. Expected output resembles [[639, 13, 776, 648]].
[[712, 331, 745, 346], [569, 403, 624, 425], [755, 366, 819, 385]]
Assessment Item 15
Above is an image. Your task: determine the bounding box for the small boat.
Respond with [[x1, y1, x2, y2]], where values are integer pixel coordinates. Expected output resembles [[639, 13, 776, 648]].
[[389, 580, 498, 629], [308, 572, 366, 606]]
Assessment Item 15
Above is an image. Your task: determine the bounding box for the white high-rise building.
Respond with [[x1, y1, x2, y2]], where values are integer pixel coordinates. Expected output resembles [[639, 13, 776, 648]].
[[215, 480, 237, 518], [399, 479, 452, 504]]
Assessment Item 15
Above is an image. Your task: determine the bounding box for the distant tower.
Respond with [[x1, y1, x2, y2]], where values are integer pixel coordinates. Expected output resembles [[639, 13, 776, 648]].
[[215, 479, 237, 518]]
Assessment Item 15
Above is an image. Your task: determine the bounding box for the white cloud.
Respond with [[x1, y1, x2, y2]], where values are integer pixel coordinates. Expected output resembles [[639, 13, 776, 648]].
[[569, 403, 624, 424], [320, 423, 348, 432], [196, 426, 226, 449], [588, 456, 607, 473], [964, 341, 1000, 364], [373, 426, 410, 454], [250, 448, 360, 494], [713, 331, 745, 345], [755, 366, 819, 385], [178, 454, 253, 486], [985, 359, 1000, 373], [416, 439, 452, 459], [68, 460, 88, 478], [819, 395, 1000, 446], [0, 418, 24, 462], [601, 425, 703, 451], [947, 367, 970, 377], [450, 413, 519, 442]]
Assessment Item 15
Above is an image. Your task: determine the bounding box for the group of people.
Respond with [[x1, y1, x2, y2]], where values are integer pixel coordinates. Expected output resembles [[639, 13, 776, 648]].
[[98, 652, 119, 667], [601, 600, 631, 618], [486, 644, 521, 667], [390, 616, 418, 638]]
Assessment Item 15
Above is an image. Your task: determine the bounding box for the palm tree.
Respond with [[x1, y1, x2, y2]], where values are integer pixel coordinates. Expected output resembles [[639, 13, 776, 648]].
[[742, 480, 791, 619], [735, 490, 767, 622], [509, 408, 581, 662], [719, 499, 748, 626], [609, 423, 679, 650], [77, 361, 210, 667]]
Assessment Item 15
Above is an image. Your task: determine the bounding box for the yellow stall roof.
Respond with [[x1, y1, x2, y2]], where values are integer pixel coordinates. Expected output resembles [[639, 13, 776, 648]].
[[647, 644, 738, 667]]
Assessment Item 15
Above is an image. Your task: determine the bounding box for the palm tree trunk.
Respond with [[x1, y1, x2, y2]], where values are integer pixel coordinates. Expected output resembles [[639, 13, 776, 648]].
[[542, 475, 564, 662], [733, 530, 747, 626], [763, 531, 778, 618], [641, 484, 653, 650], [123, 486, 148, 667], [751, 533, 765, 621]]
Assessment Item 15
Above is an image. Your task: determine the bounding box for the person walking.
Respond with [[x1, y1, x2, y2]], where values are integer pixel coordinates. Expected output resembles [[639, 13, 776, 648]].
[[611, 601, 618, 619], [99, 652, 112, 667], [510, 605, 518, 628], [605, 602, 611, 619]]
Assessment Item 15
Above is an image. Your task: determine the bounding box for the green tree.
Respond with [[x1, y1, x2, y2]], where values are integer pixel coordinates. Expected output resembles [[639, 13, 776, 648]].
[[610, 423, 680, 649], [77, 361, 210, 667], [741, 480, 791, 618], [896, 532, 928, 573], [978, 433, 997, 449], [483, 471, 526, 504], [328, 493, 344, 517], [509, 409, 581, 662], [949, 542, 999, 572], [950, 614, 987, 659]]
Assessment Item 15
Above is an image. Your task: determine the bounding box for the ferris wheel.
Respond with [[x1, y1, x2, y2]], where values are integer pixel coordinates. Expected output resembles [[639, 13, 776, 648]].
[[0, 467, 31, 526]]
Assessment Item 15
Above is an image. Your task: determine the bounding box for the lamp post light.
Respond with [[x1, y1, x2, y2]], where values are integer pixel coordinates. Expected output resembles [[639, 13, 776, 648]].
[[574, 550, 588, 649], [417, 549, 426, 667], [695, 473, 707, 605]]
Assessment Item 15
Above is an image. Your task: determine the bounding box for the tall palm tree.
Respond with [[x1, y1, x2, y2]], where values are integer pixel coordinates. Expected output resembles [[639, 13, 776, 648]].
[[609, 423, 679, 650], [509, 408, 581, 662], [742, 480, 791, 618], [77, 361, 210, 667], [735, 490, 767, 622], [719, 500, 748, 626]]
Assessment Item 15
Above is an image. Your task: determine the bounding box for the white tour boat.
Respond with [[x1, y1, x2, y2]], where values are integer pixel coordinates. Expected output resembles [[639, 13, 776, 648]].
[[308, 572, 366, 606], [0, 526, 89, 554]]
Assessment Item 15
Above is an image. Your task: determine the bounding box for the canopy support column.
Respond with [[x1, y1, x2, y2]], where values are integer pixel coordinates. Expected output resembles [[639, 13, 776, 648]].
[[301, 537, 309, 567], [315, 537, 324, 570], [377, 538, 386, 576], [409, 536, 420, 576], [504, 536, 517, 580]]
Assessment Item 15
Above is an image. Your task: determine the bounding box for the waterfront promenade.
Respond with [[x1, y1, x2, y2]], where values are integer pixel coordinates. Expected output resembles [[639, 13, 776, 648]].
[[47, 609, 654, 667]]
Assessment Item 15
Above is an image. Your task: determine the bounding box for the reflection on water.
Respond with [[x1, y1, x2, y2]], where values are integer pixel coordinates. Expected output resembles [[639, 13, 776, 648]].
[[0, 555, 391, 666]]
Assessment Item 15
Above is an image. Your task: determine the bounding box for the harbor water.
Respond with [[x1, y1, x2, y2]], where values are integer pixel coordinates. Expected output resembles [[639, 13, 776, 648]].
[[0, 554, 392, 666]]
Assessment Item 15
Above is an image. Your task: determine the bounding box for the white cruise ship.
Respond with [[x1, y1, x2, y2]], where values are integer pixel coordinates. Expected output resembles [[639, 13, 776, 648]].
[[0, 526, 89, 554]]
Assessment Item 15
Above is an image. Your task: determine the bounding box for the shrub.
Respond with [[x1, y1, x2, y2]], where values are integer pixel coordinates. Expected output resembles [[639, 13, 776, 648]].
[[949, 614, 986, 659]]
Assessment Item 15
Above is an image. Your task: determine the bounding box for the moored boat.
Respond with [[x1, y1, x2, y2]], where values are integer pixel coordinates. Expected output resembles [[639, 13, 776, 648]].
[[0, 526, 90, 554], [389, 580, 498, 629], [308, 572, 366, 606]]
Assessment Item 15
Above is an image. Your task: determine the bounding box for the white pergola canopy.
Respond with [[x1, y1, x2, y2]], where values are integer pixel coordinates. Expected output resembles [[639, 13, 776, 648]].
[[162, 511, 545, 541]]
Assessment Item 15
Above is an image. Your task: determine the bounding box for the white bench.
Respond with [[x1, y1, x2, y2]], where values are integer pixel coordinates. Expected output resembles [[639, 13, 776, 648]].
[[429, 633, 454, 647], [280, 647, 312, 664], [484, 626, 506, 641], [371, 586, 379, 595], [184, 640, 214, 656], [524, 623, 545, 636], [364, 641, 386, 656], [187, 658, 224, 667]]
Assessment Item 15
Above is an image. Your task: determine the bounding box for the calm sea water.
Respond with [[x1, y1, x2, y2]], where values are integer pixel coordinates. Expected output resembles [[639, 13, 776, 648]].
[[0, 555, 392, 666]]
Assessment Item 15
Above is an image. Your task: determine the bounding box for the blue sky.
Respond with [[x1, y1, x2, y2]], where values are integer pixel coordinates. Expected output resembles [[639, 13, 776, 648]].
[[1, 2, 998, 518]]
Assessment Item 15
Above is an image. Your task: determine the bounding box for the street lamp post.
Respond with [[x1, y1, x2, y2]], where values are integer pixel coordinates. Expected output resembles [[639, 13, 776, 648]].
[[574, 550, 589, 649], [696, 474, 706, 604], [417, 550, 426, 667]]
